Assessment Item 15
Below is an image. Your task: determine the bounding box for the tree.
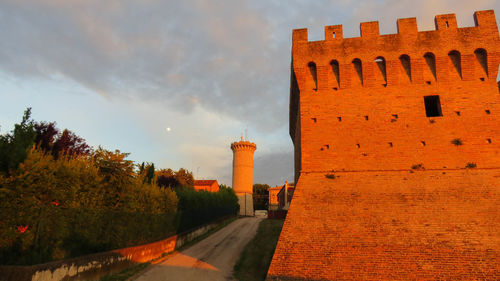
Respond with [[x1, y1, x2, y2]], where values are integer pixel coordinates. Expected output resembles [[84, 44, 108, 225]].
[[145, 163, 155, 184], [0, 108, 36, 175], [52, 129, 91, 159], [253, 183, 270, 210], [156, 168, 179, 188], [175, 168, 194, 187], [34, 122, 58, 152], [34, 122, 91, 159], [156, 168, 194, 189]]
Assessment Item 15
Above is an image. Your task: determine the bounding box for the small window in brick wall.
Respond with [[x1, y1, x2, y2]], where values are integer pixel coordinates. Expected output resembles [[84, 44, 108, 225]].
[[424, 95, 443, 117]]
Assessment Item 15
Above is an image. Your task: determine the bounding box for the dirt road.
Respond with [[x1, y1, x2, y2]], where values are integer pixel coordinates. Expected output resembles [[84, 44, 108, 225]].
[[133, 217, 262, 281]]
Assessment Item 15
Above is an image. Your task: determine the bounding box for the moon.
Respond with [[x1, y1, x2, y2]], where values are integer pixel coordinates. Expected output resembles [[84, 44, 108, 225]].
[[166, 127, 171, 132]]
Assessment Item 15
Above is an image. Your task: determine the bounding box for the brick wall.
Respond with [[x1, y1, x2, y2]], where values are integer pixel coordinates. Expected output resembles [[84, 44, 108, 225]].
[[269, 10, 500, 281], [289, 10, 500, 178], [268, 170, 500, 280]]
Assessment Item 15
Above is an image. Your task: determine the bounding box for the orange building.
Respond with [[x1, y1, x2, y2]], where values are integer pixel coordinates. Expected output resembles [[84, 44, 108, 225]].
[[267, 10, 500, 280], [267, 185, 282, 211], [193, 180, 219, 192], [231, 139, 257, 216], [276, 182, 294, 210]]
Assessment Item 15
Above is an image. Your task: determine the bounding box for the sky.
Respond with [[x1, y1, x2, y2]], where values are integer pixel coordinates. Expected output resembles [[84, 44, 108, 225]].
[[0, 0, 499, 186]]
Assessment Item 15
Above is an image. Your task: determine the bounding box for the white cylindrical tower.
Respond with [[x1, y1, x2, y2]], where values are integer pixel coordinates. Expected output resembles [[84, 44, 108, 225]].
[[231, 139, 257, 216]]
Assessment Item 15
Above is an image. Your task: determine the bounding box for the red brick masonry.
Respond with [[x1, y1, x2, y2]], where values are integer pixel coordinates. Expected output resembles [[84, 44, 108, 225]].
[[268, 10, 500, 281], [268, 170, 499, 280]]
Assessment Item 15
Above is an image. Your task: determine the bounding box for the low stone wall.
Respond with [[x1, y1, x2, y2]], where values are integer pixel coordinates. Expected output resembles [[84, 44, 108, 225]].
[[0, 216, 234, 281]]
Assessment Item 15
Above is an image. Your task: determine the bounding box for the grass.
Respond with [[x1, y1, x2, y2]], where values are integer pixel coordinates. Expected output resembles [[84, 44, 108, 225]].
[[99, 262, 149, 281], [233, 219, 285, 281], [98, 216, 237, 281]]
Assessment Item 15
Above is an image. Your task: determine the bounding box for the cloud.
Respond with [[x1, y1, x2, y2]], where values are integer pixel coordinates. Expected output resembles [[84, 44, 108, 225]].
[[0, 0, 498, 185]]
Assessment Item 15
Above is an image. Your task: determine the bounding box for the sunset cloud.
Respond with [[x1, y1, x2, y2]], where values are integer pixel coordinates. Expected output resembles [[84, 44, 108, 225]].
[[0, 0, 498, 185]]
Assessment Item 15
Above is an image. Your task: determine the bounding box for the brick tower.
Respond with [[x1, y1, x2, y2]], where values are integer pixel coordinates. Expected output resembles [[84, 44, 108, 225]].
[[267, 10, 500, 280], [231, 138, 257, 216]]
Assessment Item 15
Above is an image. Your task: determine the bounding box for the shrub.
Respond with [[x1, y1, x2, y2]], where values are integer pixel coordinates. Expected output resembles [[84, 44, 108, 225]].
[[0, 148, 178, 265], [175, 186, 239, 233], [411, 163, 425, 170], [465, 162, 477, 169], [325, 173, 336, 179]]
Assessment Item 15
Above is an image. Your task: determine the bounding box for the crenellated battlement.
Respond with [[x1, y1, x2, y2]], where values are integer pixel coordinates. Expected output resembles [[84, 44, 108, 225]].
[[230, 141, 257, 152], [293, 10, 498, 43], [290, 10, 500, 94], [289, 10, 500, 178]]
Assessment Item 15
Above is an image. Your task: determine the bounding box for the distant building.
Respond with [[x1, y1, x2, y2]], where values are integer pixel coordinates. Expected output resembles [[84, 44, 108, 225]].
[[231, 138, 257, 216], [193, 180, 220, 192], [277, 182, 294, 210], [268, 181, 294, 219], [267, 185, 282, 211]]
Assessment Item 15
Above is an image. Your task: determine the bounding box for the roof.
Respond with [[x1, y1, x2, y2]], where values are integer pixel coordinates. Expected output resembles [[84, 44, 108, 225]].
[[193, 180, 218, 186]]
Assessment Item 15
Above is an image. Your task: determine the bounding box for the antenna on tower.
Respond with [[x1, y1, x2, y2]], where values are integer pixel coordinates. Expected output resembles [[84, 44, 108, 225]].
[[245, 128, 248, 141]]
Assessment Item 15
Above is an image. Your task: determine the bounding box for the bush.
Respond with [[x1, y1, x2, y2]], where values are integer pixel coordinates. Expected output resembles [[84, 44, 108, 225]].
[[0, 109, 236, 265], [175, 186, 239, 233], [0, 148, 178, 265]]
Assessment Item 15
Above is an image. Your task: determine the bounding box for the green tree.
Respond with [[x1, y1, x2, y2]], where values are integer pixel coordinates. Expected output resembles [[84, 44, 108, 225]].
[[0, 108, 36, 175], [253, 183, 270, 210], [145, 163, 155, 184]]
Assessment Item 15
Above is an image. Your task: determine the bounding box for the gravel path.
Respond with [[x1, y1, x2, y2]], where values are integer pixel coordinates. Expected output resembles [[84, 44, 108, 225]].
[[133, 217, 262, 281]]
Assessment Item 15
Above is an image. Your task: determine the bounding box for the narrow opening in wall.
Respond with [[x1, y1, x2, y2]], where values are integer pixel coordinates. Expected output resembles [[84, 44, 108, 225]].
[[332, 32, 336, 38], [424, 95, 443, 117], [364, 116, 369, 120], [388, 142, 393, 147], [426, 81, 431, 85], [446, 21, 449, 28], [487, 138, 492, 143], [497, 64, 500, 85], [356, 144, 360, 148], [474, 48, 488, 78], [337, 117, 342, 122], [480, 78, 485, 81], [448, 50, 462, 79], [455, 111, 461, 116], [375, 56, 387, 85], [352, 58, 363, 86], [424, 52, 437, 81], [485, 109, 491, 114], [312, 118, 317, 123], [399, 55, 412, 82], [308, 62, 318, 91], [330, 60, 340, 88], [392, 114, 398, 119], [325, 145, 330, 149], [421, 141, 426, 146]]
